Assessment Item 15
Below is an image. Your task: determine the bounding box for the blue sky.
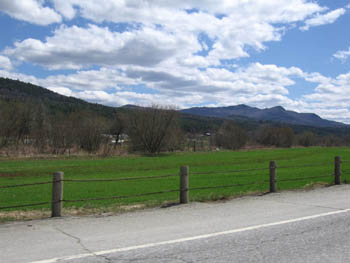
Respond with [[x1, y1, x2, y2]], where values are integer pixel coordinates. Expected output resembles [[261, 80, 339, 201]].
[[0, 0, 350, 123]]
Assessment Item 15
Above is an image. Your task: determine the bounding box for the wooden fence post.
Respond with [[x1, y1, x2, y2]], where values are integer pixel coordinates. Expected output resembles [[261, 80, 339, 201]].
[[52, 171, 64, 217], [334, 156, 341, 185], [180, 166, 189, 204], [269, 161, 277, 193]]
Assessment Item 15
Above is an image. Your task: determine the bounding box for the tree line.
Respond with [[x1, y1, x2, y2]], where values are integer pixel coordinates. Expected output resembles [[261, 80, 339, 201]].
[[0, 101, 349, 156]]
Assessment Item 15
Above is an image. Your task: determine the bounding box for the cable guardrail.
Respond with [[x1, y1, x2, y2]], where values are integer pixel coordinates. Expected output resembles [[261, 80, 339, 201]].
[[277, 163, 332, 169], [0, 201, 52, 210], [191, 172, 268, 181], [0, 181, 53, 189], [62, 173, 178, 183], [0, 156, 346, 216], [191, 167, 269, 176]]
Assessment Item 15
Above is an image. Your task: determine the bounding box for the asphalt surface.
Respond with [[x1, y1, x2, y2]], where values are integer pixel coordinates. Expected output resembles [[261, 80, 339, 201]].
[[1, 185, 350, 263]]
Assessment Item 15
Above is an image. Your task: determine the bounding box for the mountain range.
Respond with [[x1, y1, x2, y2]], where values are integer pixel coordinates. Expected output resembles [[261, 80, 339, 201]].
[[181, 104, 347, 128]]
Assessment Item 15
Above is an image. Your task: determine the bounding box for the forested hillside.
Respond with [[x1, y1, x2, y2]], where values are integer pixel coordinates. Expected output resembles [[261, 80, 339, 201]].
[[0, 77, 117, 118]]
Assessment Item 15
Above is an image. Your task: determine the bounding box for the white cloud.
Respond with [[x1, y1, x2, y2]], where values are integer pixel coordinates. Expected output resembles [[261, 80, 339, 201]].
[[300, 8, 346, 31], [300, 72, 350, 123], [3, 0, 326, 70], [0, 0, 61, 25], [51, 0, 323, 24], [334, 47, 350, 62], [52, 0, 76, 20], [54, 0, 323, 61], [4, 24, 200, 70], [0, 55, 12, 70], [42, 67, 138, 91], [0, 70, 40, 85], [47, 87, 74, 97]]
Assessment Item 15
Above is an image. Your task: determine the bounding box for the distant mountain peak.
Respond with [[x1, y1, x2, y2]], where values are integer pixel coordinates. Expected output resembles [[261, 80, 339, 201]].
[[181, 104, 347, 128], [121, 104, 139, 108], [270, 106, 285, 111]]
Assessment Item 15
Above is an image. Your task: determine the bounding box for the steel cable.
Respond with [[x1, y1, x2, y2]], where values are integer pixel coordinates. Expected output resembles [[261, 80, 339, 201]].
[[277, 163, 331, 169], [0, 181, 52, 189], [63, 174, 178, 183], [191, 167, 269, 176], [0, 201, 51, 210]]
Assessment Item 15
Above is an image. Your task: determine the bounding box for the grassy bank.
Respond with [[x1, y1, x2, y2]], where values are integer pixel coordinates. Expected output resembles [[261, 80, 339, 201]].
[[1, 147, 350, 219]]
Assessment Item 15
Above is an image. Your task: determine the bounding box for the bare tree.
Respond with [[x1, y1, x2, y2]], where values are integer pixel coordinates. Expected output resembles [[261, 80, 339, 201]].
[[31, 104, 50, 153], [297, 131, 317, 147], [215, 121, 247, 150], [49, 113, 78, 154], [109, 112, 126, 149], [0, 102, 15, 148], [0, 102, 33, 149], [77, 113, 108, 153], [322, 135, 341, 147], [256, 125, 294, 148], [275, 127, 294, 147], [126, 105, 179, 155]]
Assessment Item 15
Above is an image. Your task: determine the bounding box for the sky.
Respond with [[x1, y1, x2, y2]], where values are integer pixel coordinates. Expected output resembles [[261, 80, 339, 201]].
[[0, 0, 350, 123]]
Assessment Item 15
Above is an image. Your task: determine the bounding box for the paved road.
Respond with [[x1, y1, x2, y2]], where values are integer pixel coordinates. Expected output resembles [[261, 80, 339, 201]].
[[1, 185, 350, 263]]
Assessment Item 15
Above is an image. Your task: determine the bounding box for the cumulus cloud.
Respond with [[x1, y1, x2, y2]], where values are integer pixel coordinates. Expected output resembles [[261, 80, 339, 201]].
[[50, 0, 323, 24], [333, 47, 350, 62], [300, 8, 346, 31], [0, 0, 61, 25], [301, 72, 350, 123], [0, 55, 12, 70], [15, 63, 307, 107], [4, 24, 199, 70], [50, 0, 323, 62], [3, 0, 327, 70]]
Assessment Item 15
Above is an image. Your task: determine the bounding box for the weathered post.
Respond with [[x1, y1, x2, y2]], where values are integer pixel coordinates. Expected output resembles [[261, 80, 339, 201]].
[[334, 156, 341, 185], [52, 171, 64, 217], [180, 166, 189, 204], [269, 161, 277, 193], [193, 141, 196, 152]]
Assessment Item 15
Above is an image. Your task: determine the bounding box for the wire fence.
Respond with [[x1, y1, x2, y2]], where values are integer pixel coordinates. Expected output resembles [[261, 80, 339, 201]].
[[0, 156, 346, 216], [0, 201, 52, 210], [191, 167, 269, 176], [277, 162, 332, 169], [0, 181, 53, 189], [62, 173, 178, 183]]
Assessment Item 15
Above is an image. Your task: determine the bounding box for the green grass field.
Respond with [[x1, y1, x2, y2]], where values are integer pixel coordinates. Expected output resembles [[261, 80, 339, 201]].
[[1, 147, 350, 216]]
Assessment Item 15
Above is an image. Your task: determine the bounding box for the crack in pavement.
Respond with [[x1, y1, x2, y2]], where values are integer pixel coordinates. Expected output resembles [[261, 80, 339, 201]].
[[52, 226, 112, 263]]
